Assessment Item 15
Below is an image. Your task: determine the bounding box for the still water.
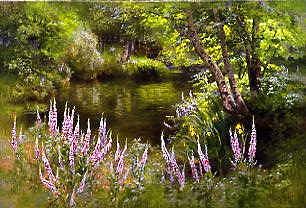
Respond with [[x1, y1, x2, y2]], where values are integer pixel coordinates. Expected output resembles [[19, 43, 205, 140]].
[[0, 75, 191, 145], [56, 77, 190, 143]]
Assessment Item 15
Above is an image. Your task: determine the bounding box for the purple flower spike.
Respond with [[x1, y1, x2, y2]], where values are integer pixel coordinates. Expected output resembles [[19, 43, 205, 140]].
[[77, 171, 87, 194], [91, 135, 113, 168], [39, 167, 58, 196], [188, 151, 199, 183], [18, 128, 24, 144], [70, 107, 75, 130], [61, 102, 69, 137], [41, 144, 57, 184], [77, 131, 85, 154], [229, 128, 242, 166], [103, 136, 112, 156], [116, 141, 127, 174], [115, 138, 121, 162], [82, 119, 91, 156], [176, 92, 197, 117], [67, 107, 75, 144], [197, 140, 211, 173], [248, 117, 257, 164], [170, 148, 185, 189], [161, 133, 173, 183], [161, 133, 170, 162], [36, 108, 42, 127], [73, 115, 80, 149], [69, 139, 75, 174], [52, 98, 58, 133], [138, 146, 148, 169], [99, 117, 107, 147], [114, 141, 128, 186], [11, 116, 18, 152], [48, 99, 58, 135], [161, 134, 185, 189], [48, 100, 53, 132], [34, 137, 40, 160], [199, 161, 203, 177], [69, 116, 79, 174]]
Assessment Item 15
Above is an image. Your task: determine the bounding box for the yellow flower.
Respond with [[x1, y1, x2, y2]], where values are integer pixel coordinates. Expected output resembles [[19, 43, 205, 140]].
[[189, 126, 196, 137], [235, 123, 244, 134]]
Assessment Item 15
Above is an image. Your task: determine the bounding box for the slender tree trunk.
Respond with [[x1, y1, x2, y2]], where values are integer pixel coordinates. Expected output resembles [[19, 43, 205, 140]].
[[186, 11, 239, 114], [213, 9, 249, 114], [247, 54, 261, 94], [237, 14, 261, 94], [120, 40, 134, 63], [249, 18, 261, 94]]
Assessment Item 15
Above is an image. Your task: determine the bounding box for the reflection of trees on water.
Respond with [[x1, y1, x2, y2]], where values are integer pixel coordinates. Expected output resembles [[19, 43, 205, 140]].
[[0, 78, 190, 143], [52, 80, 190, 141], [115, 87, 132, 116], [92, 86, 100, 105]]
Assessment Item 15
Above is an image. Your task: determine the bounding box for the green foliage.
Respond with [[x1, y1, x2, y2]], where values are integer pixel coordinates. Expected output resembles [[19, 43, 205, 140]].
[[0, 3, 81, 101], [66, 29, 104, 80], [1, 2, 305, 102], [255, 69, 304, 112], [258, 16, 306, 62], [99, 46, 123, 76], [123, 56, 168, 78]]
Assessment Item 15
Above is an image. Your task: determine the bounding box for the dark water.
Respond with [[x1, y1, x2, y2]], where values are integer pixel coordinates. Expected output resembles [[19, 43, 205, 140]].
[[56, 78, 190, 143], [1, 75, 191, 144]]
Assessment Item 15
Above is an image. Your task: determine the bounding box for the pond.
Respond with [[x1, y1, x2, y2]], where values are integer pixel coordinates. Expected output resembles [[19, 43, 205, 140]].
[[0, 73, 191, 145]]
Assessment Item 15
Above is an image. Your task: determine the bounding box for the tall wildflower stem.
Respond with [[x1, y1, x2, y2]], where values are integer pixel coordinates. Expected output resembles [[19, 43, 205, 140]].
[[248, 116, 257, 165], [11, 115, 18, 153], [188, 151, 199, 183], [161, 134, 185, 189], [197, 139, 211, 173], [229, 128, 242, 167]]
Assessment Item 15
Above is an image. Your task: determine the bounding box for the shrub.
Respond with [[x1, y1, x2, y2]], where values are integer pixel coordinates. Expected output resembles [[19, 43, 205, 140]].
[[255, 68, 304, 112], [66, 30, 104, 81], [98, 46, 123, 77], [0, 3, 80, 101], [122, 56, 168, 78]]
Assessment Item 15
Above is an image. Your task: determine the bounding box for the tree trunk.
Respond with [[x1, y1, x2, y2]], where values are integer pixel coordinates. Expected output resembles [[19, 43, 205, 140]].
[[249, 18, 261, 94], [213, 9, 249, 114], [120, 40, 134, 63], [186, 11, 246, 115], [237, 14, 261, 94], [247, 52, 261, 94]]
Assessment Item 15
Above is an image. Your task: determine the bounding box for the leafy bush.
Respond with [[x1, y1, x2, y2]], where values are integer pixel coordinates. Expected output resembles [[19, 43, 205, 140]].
[[66, 30, 104, 81], [253, 68, 304, 112], [98, 46, 123, 77], [122, 56, 168, 78], [0, 3, 80, 101]]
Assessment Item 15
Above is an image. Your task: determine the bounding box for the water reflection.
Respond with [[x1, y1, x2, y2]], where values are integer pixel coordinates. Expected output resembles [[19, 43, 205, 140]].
[[0, 75, 190, 144], [55, 78, 190, 144]]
